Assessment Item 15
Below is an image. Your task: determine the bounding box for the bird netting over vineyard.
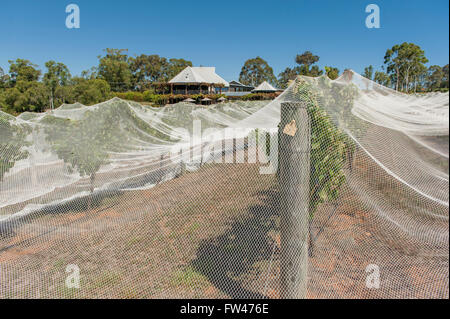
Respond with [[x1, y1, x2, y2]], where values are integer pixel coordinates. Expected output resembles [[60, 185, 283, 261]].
[[0, 71, 448, 299]]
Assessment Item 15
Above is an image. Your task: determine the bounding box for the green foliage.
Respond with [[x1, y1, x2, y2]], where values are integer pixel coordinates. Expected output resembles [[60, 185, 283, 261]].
[[363, 65, 374, 80], [373, 71, 391, 87], [239, 56, 277, 87], [278, 67, 301, 89], [70, 78, 111, 105], [295, 51, 323, 77], [165, 58, 193, 81], [43, 99, 173, 191], [43, 61, 71, 107], [325, 66, 340, 80], [0, 67, 9, 89], [128, 54, 167, 86], [0, 112, 30, 181], [0, 45, 447, 115], [384, 42, 428, 91], [112, 91, 228, 106], [293, 79, 357, 217], [42, 114, 110, 192], [97, 48, 133, 92], [240, 93, 278, 101], [442, 64, 449, 89], [427, 65, 444, 91], [1, 81, 49, 113], [8, 59, 41, 84]]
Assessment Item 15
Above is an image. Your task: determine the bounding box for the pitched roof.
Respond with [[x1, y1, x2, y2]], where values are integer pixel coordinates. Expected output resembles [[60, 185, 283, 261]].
[[169, 67, 229, 86], [229, 80, 254, 88], [252, 81, 278, 92]]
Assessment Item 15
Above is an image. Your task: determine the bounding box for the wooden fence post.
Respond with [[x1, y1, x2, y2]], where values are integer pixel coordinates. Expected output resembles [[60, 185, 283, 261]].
[[278, 101, 310, 299]]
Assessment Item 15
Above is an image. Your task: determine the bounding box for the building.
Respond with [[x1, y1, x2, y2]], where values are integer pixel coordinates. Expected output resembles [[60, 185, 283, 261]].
[[219, 80, 254, 97], [165, 66, 229, 94], [228, 80, 254, 92], [251, 81, 279, 93]]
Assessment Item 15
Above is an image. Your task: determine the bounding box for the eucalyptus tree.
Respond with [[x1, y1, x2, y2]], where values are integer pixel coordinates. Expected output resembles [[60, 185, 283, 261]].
[[97, 48, 133, 92], [384, 42, 428, 91], [427, 65, 444, 91], [374, 71, 391, 87], [295, 51, 322, 76], [239, 57, 277, 87], [43, 61, 71, 110], [0, 67, 9, 89], [278, 67, 301, 89], [442, 64, 449, 89], [363, 65, 374, 80], [8, 59, 41, 85]]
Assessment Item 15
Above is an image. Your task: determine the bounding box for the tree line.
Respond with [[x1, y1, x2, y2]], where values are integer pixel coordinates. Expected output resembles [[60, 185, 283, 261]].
[[0, 48, 192, 114], [240, 43, 448, 92], [0, 42, 448, 114]]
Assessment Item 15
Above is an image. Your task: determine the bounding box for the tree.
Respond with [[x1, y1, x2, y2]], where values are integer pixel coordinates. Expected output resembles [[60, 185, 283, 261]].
[[81, 66, 98, 80], [442, 64, 449, 89], [278, 67, 301, 89], [239, 57, 277, 87], [427, 65, 444, 91], [43, 61, 71, 109], [410, 63, 428, 92], [71, 78, 111, 105], [0, 67, 9, 89], [295, 51, 320, 76], [2, 81, 49, 113], [325, 66, 340, 80], [97, 48, 132, 92], [164, 58, 193, 82], [129, 54, 168, 88], [129, 55, 192, 88], [384, 42, 428, 91], [54, 85, 75, 105], [363, 65, 374, 80], [8, 59, 41, 85], [373, 71, 391, 87]]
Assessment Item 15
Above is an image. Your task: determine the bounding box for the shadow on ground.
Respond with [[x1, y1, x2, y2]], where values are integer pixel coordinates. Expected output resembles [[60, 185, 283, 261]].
[[192, 187, 281, 298]]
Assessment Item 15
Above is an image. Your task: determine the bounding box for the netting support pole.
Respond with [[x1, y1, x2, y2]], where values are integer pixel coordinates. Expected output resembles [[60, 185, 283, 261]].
[[279, 101, 310, 299]]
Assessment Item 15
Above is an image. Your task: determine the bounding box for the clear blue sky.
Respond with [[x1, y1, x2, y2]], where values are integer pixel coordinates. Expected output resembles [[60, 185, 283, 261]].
[[0, 0, 448, 81]]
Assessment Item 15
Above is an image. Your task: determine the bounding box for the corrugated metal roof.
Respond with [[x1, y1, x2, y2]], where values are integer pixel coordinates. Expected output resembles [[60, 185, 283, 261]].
[[169, 67, 229, 86]]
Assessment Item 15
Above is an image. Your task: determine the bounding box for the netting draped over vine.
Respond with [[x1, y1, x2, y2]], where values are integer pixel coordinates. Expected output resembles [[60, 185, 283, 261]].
[[0, 71, 448, 299]]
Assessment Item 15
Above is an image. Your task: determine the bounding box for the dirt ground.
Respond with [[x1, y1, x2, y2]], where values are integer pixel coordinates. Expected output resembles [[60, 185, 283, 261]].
[[0, 154, 448, 298]]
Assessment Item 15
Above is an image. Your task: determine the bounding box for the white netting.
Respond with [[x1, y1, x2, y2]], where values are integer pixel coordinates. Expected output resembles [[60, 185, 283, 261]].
[[0, 71, 448, 299]]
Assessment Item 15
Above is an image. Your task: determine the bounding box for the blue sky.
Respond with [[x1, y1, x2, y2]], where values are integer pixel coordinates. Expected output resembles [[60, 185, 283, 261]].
[[0, 0, 448, 81]]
